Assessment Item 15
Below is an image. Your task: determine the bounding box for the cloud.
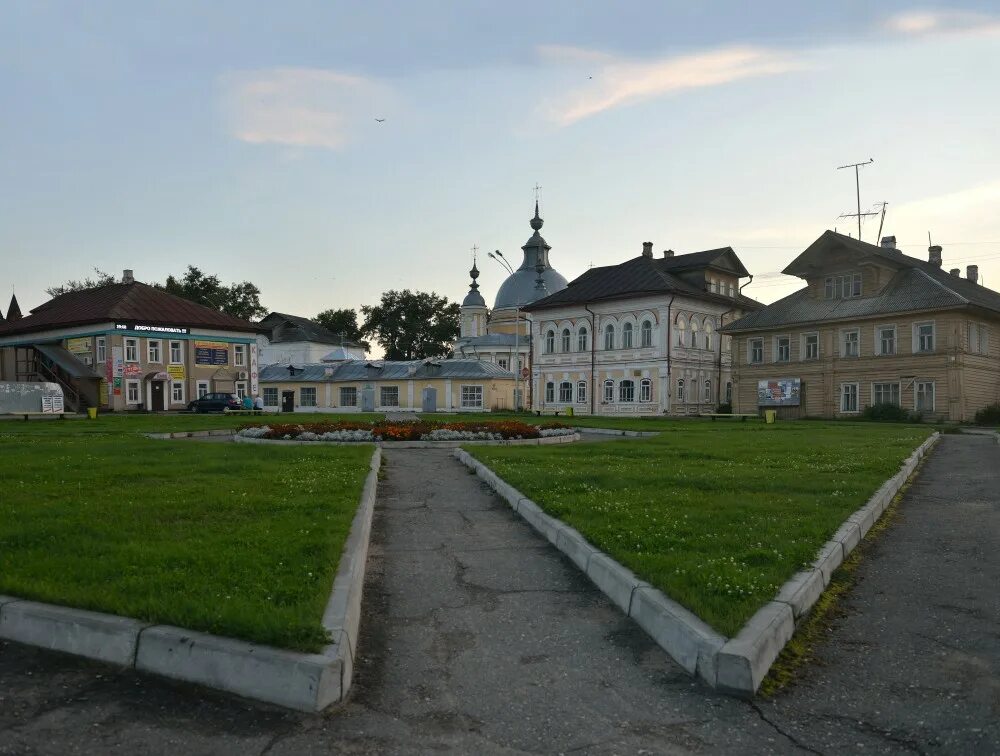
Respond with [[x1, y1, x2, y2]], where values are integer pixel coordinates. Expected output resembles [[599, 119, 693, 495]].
[[220, 67, 393, 150], [539, 44, 806, 126], [885, 9, 1000, 37]]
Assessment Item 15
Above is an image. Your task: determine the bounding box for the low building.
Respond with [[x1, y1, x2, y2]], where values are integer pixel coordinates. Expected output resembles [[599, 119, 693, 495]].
[[0, 270, 261, 412], [259, 358, 515, 413], [524, 242, 761, 415], [721, 231, 1000, 422], [257, 312, 366, 366]]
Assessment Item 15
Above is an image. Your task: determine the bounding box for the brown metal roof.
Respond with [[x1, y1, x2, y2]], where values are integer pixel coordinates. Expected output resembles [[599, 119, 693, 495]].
[[0, 281, 261, 338]]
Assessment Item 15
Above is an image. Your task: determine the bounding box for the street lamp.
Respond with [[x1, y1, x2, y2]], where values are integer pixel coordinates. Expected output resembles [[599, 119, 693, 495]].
[[487, 249, 524, 410]]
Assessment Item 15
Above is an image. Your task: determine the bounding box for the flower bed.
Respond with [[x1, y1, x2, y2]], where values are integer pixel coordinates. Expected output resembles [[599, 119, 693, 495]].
[[236, 420, 573, 443]]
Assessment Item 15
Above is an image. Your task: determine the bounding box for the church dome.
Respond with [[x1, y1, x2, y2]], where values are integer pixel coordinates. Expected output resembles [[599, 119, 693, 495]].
[[462, 260, 487, 308], [493, 202, 568, 310]]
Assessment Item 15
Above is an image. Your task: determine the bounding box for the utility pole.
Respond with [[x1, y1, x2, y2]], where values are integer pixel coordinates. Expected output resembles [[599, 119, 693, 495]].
[[837, 158, 876, 239]]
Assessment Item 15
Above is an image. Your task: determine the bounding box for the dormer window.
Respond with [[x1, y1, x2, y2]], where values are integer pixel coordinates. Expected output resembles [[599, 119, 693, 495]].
[[824, 272, 862, 299]]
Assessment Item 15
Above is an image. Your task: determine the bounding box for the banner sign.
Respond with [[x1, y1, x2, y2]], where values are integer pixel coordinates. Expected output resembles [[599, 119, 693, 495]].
[[249, 343, 259, 395], [167, 364, 186, 380], [124, 363, 142, 378], [115, 323, 189, 335], [195, 341, 229, 366], [67, 337, 91, 354], [757, 378, 801, 406], [99, 379, 110, 406]]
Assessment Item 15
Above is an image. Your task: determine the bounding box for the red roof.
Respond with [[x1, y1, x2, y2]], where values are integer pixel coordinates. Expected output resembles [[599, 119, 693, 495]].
[[0, 281, 261, 337]]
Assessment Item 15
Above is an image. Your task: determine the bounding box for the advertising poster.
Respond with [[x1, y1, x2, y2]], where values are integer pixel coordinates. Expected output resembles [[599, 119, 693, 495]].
[[249, 343, 259, 395], [112, 346, 124, 395], [67, 337, 91, 354], [757, 378, 801, 406], [124, 363, 142, 378], [195, 341, 229, 366], [167, 365, 186, 380]]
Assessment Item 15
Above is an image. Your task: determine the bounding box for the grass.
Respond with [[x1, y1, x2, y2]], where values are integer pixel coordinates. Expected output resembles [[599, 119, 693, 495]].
[[0, 416, 376, 652], [467, 422, 931, 636]]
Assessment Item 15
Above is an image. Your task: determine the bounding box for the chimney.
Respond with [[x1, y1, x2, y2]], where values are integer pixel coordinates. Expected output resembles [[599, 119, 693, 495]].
[[880, 235, 896, 249], [122, 269, 134, 284], [663, 249, 675, 258], [967, 265, 979, 285], [949, 268, 961, 276], [641, 241, 653, 258], [928, 245, 943, 267]]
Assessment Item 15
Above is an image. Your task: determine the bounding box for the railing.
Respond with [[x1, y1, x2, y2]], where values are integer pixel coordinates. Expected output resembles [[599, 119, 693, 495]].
[[33, 358, 83, 412]]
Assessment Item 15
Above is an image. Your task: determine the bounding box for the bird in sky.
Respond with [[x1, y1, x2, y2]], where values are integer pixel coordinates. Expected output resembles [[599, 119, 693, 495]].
[[375, 118, 386, 123]]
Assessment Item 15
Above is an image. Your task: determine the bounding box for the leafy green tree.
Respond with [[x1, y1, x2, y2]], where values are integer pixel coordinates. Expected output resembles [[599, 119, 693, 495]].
[[361, 290, 460, 360], [314, 308, 370, 350], [46, 268, 117, 298], [159, 266, 267, 321]]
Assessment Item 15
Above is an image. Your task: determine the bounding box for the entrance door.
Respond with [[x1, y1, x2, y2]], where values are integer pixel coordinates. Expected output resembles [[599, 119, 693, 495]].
[[150, 381, 166, 411], [281, 391, 295, 413], [361, 386, 375, 412], [421, 387, 437, 413]]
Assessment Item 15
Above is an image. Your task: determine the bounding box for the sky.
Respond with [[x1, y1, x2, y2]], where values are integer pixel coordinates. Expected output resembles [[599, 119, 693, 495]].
[[2, 1, 1000, 335]]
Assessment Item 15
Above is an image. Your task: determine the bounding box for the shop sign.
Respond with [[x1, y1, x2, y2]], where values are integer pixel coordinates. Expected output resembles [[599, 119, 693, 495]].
[[195, 341, 229, 366], [167, 364, 185, 380], [115, 323, 189, 335], [249, 343, 259, 395], [124, 363, 142, 378], [112, 346, 124, 378], [67, 337, 91, 354], [757, 378, 801, 406]]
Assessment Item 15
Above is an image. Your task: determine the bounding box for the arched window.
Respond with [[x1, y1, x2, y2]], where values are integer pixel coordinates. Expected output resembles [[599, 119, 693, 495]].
[[640, 320, 652, 347], [704, 321, 714, 351], [561, 329, 571, 352], [603, 379, 614, 403], [559, 381, 573, 402], [619, 379, 635, 402], [703, 379, 712, 402], [622, 322, 633, 348], [544, 381, 555, 403], [577, 381, 587, 403], [604, 324, 615, 350], [675, 316, 687, 347], [689, 319, 699, 348], [545, 330, 555, 354], [577, 327, 588, 352], [639, 378, 652, 402], [677, 378, 685, 402], [725, 381, 733, 404]]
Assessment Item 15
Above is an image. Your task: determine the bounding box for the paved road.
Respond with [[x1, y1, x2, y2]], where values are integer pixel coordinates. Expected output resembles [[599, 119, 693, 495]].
[[1, 437, 998, 754]]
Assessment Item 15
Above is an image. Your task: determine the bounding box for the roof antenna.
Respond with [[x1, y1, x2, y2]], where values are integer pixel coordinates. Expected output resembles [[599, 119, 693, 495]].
[[836, 158, 877, 240], [875, 201, 888, 245]]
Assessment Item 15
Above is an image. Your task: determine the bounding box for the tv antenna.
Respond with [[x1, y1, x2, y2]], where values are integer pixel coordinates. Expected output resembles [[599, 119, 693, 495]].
[[874, 201, 888, 245], [837, 158, 876, 240]]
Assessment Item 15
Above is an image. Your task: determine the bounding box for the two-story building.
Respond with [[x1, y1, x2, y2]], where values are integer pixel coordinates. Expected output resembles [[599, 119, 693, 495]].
[[721, 231, 1000, 422], [257, 311, 367, 366], [524, 242, 761, 415]]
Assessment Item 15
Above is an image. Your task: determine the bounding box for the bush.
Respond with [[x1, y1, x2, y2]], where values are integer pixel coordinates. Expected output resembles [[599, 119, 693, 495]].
[[716, 403, 733, 414], [974, 403, 1000, 426], [861, 403, 915, 423]]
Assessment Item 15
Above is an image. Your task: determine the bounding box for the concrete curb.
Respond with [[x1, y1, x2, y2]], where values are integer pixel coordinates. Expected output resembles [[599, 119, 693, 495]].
[[453, 431, 939, 697], [233, 433, 580, 448], [570, 427, 660, 437], [0, 447, 383, 712]]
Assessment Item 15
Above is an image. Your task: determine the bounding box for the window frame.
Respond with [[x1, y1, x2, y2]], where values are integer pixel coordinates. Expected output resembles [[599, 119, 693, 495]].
[[622, 322, 633, 349], [169, 340, 183, 364], [545, 330, 555, 354], [774, 335, 791, 362], [913, 321, 936, 354], [640, 320, 652, 348], [618, 379, 635, 402], [125, 379, 141, 405], [802, 332, 819, 360], [577, 327, 588, 352], [576, 380, 587, 404], [235, 381, 248, 400], [875, 324, 897, 356], [840, 382, 860, 413], [96, 337, 107, 364], [914, 380, 935, 413], [561, 329, 571, 352], [871, 381, 901, 407], [841, 328, 860, 358], [704, 321, 713, 351], [196, 380, 209, 398], [703, 379, 712, 403], [262, 387, 279, 407], [124, 337, 139, 363], [461, 384, 484, 409], [639, 378, 652, 403], [545, 381, 555, 403], [234, 344, 246, 367], [299, 386, 317, 407], [380, 385, 400, 407], [558, 381, 573, 403], [170, 380, 185, 404], [603, 379, 614, 403], [147, 339, 162, 364], [604, 324, 615, 351], [340, 386, 358, 407], [748, 337, 764, 365]]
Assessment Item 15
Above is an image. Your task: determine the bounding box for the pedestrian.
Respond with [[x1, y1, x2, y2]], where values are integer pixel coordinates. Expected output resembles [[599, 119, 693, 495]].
[[253, 394, 264, 412]]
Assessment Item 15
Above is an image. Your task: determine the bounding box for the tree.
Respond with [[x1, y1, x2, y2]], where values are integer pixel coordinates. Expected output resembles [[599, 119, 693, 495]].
[[46, 268, 116, 298], [361, 290, 460, 360], [158, 266, 267, 321], [314, 308, 370, 351]]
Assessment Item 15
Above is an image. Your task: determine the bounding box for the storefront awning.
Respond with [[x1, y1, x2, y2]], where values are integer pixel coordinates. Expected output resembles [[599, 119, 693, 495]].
[[33, 343, 99, 379]]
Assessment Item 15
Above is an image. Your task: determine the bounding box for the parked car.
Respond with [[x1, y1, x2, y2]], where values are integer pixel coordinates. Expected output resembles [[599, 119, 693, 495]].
[[187, 393, 242, 413]]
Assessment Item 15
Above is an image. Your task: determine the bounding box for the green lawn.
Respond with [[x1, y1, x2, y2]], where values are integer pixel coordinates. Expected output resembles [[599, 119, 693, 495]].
[[468, 422, 932, 636], [0, 418, 375, 652]]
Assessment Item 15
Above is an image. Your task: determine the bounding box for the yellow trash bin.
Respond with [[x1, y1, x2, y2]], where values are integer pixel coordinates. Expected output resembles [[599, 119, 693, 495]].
[[87, 407, 98, 420], [565, 406, 574, 417], [764, 409, 776, 424]]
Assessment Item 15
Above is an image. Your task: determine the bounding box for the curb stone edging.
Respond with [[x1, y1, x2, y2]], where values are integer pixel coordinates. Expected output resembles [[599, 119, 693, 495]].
[[0, 447, 382, 712], [453, 431, 939, 696], [233, 433, 580, 448], [571, 427, 660, 437]]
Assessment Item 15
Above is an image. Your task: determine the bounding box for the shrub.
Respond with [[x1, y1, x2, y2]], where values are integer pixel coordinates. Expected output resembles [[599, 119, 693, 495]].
[[861, 403, 914, 423], [716, 403, 732, 414], [974, 403, 1000, 426]]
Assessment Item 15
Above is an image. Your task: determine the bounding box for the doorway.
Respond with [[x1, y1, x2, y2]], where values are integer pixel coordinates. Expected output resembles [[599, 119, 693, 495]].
[[281, 391, 295, 413], [149, 381, 167, 411]]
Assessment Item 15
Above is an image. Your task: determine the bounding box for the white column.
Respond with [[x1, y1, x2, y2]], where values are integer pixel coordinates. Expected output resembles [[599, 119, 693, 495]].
[[407, 380, 414, 409], [444, 379, 453, 410]]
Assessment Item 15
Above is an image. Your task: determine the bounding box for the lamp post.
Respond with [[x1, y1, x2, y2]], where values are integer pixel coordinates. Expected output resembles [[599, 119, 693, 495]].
[[487, 250, 523, 410]]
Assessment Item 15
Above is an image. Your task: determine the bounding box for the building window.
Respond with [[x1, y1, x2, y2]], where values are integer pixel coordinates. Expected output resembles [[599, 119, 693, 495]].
[[675, 316, 686, 347], [545, 381, 555, 403], [197, 381, 209, 398], [559, 381, 573, 402], [914, 322, 935, 353], [126, 380, 141, 404], [877, 325, 896, 356], [915, 381, 935, 412], [235, 381, 248, 399], [842, 329, 860, 358], [704, 321, 713, 351], [603, 379, 614, 403], [147, 339, 161, 363], [825, 273, 862, 299], [577, 381, 587, 403], [96, 337, 107, 363], [749, 338, 764, 364], [578, 327, 588, 352], [461, 385, 484, 409], [497, 357, 509, 370], [676, 378, 685, 402], [340, 387, 357, 407], [619, 379, 635, 402], [545, 330, 555, 354], [703, 379, 712, 402], [299, 387, 317, 407], [380, 386, 399, 406], [775, 336, 790, 362], [234, 344, 246, 367], [604, 325, 615, 350], [725, 381, 733, 404], [969, 322, 988, 354], [125, 338, 139, 363], [840, 383, 859, 413], [263, 387, 279, 407], [639, 378, 652, 402], [873, 382, 900, 406], [640, 320, 652, 348], [689, 319, 699, 348], [171, 381, 185, 404], [803, 333, 819, 360], [169, 340, 183, 364], [561, 329, 571, 352], [622, 322, 633, 348]]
